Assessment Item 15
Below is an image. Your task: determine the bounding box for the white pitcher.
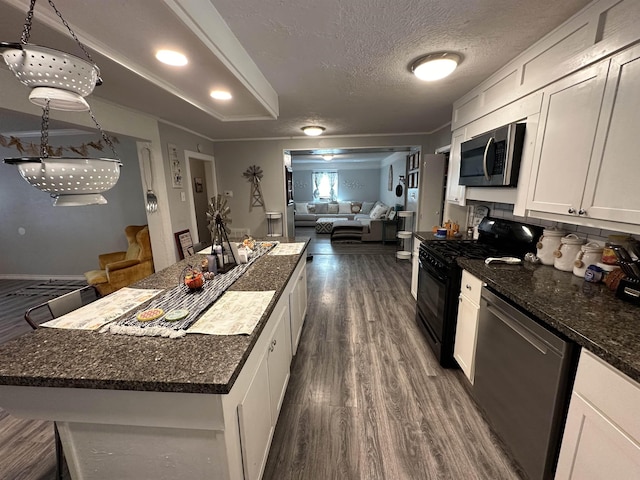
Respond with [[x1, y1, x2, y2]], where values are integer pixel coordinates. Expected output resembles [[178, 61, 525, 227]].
[[554, 234, 586, 272], [536, 228, 565, 265], [573, 242, 604, 278]]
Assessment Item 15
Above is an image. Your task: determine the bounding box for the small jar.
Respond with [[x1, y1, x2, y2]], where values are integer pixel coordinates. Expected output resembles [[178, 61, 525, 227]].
[[536, 228, 565, 265], [554, 233, 586, 272], [573, 242, 603, 278]]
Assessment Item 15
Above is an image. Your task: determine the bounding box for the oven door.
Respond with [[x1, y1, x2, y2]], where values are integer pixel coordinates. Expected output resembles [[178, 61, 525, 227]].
[[416, 257, 448, 360]]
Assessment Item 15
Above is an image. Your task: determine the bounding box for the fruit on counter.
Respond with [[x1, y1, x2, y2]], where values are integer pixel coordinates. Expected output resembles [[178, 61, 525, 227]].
[[181, 266, 205, 290]]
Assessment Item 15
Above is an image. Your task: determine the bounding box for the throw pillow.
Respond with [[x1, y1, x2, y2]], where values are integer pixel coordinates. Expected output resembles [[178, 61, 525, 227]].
[[361, 201, 375, 214], [315, 203, 328, 214], [369, 203, 389, 219], [328, 202, 339, 214], [338, 202, 352, 214], [351, 202, 362, 214], [295, 202, 308, 214], [307, 203, 316, 213]]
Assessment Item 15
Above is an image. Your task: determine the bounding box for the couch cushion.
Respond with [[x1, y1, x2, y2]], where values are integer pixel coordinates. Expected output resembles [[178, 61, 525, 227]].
[[295, 213, 316, 222], [338, 201, 352, 214], [295, 202, 308, 214], [361, 201, 375, 214], [307, 203, 316, 213], [315, 203, 328, 214], [328, 202, 339, 214]]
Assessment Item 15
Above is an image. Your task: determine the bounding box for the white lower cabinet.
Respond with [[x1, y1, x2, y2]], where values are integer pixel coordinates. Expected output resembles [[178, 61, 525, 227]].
[[453, 270, 483, 383], [238, 303, 292, 480], [289, 260, 307, 355], [556, 350, 640, 479], [411, 238, 419, 300]]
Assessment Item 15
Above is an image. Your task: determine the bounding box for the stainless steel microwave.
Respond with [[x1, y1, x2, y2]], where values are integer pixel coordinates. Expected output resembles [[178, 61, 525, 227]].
[[459, 123, 525, 187]]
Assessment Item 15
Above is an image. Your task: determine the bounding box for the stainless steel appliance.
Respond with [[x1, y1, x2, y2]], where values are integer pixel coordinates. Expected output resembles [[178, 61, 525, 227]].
[[459, 123, 525, 187], [415, 217, 542, 367], [474, 287, 578, 480]]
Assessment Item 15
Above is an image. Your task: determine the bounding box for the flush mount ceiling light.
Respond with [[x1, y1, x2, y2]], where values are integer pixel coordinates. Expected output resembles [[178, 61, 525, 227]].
[[155, 49, 188, 66], [411, 52, 461, 81], [322, 154, 334, 161], [210, 90, 232, 100], [301, 126, 326, 136]]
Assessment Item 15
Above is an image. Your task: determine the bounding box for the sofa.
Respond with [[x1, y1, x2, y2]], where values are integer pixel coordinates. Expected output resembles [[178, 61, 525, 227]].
[[294, 200, 395, 242]]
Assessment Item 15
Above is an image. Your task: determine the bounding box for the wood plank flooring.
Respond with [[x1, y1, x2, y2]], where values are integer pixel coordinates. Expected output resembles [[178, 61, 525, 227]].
[[0, 231, 523, 479]]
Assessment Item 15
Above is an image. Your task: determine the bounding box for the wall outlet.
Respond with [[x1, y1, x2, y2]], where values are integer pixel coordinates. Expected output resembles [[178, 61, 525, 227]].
[[224, 190, 233, 197], [180, 192, 186, 202]]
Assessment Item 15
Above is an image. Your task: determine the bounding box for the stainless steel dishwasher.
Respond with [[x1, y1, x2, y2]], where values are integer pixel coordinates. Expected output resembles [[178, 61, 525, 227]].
[[473, 287, 578, 480]]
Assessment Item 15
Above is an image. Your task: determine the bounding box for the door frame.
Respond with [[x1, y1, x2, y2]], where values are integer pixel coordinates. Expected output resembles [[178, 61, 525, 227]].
[[183, 150, 217, 244]]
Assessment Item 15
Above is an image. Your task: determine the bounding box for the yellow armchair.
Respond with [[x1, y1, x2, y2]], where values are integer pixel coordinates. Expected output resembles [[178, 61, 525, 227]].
[[84, 225, 154, 296]]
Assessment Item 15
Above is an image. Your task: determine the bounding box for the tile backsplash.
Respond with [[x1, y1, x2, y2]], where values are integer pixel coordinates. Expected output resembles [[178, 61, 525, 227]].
[[467, 201, 637, 245]]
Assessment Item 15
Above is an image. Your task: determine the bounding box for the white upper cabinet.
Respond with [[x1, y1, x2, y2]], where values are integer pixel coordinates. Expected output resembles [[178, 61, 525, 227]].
[[446, 129, 467, 206], [526, 61, 609, 217], [582, 43, 640, 225]]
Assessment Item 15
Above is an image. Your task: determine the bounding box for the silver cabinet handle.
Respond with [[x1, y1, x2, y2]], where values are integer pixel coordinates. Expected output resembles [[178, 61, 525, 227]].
[[578, 209, 587, 215], [568, 208, 576, 214], [482, 137, 494, 180], [466, 284, 472, 290]]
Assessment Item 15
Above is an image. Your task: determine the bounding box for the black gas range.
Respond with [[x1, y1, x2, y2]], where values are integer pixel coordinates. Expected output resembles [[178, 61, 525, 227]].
[[415, 217, 543, 367]]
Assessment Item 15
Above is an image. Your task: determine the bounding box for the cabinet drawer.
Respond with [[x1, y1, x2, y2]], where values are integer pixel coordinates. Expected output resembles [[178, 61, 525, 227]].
[[460, 270, 483, 305], [573, 350, 640, 442]]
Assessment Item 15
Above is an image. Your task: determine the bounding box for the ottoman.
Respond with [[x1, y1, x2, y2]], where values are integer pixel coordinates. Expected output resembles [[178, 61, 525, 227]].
[[331, 220, 364, 242], [316, 217, 339, 234]]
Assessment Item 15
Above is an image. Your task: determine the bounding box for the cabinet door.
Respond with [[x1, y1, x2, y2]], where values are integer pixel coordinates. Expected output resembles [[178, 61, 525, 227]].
[[289, 263, 307, 355], [453, 294, 479, 384], [583, 44, 640, 224], [446, 129, 467, 205], [526, 62, 609, 216], [238, 355, 272, 480], [555, 392, 640, 479], [268, 304, 292, 425]]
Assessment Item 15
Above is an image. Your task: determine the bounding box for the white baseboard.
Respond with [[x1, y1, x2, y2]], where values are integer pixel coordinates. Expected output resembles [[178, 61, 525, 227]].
[[0, 274, 85, 281]]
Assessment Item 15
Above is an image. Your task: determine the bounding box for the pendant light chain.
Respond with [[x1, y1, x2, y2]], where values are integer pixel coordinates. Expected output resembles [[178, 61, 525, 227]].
[[46, 0, 98, 68], [40, 101, 50, 158], [20, 0, 37, 44], [88, 106, 119, 160]]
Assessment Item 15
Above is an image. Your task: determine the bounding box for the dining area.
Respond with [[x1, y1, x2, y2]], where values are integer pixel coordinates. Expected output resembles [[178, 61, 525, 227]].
[[0, 238, 309, 479]]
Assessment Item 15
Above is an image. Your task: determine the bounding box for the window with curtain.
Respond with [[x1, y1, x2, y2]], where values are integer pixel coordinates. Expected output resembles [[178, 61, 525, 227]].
[[312, 170, 338, 201]]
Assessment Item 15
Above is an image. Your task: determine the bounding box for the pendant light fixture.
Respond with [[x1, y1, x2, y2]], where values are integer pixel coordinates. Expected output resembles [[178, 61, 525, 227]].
[[1, 0, 121, 206]]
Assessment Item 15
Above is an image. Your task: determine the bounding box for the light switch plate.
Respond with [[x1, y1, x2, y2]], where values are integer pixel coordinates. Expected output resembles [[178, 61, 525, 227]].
[[180, 192, 186, 202]]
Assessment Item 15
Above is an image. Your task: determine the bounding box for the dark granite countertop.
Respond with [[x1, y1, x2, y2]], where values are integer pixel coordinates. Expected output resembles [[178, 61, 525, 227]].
[[458, 258, 640, 383], [0, 238, 309, 395]]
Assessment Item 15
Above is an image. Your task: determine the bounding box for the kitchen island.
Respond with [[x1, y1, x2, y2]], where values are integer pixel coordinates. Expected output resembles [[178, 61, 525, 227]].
[[0, 238, 309, 480]]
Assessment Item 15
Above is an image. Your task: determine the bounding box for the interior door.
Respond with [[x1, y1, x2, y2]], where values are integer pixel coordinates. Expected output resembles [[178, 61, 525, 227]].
[[417, 153, 446, 231]]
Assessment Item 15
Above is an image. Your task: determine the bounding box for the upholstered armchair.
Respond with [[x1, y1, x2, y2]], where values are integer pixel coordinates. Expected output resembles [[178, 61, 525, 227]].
[[84, 225, 154, 296]]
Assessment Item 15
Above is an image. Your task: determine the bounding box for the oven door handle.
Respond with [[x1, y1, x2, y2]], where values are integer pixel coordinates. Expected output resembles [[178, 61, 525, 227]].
[[418, 259, 447, 284], [483, 137, 494, 180]]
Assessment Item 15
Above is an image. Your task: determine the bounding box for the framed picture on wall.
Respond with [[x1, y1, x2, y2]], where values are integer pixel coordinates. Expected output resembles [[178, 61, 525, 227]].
[[168, 143, 183, 188], [194, 177, 203, 193]]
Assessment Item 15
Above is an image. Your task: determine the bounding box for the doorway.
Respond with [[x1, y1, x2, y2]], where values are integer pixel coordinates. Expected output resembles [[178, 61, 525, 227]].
[[184, 150, 217, 245]]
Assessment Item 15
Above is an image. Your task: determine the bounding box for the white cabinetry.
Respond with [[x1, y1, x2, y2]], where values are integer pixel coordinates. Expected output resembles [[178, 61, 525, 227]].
[[527, 43, 640, 230], [238, 302, 291, 480], [446, 129, 467, 205], [453, 270, 484, 383], [289, 260, 307, 355], [411, 238, 419, 300], [556, 350, 640, 479]]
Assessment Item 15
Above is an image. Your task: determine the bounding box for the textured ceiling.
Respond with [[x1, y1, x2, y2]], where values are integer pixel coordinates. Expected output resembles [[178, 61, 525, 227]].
[[0, 0, 593, 140]]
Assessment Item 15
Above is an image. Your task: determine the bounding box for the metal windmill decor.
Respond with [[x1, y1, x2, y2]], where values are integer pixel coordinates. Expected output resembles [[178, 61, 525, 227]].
[[206, 194, 237, 269], [243, 165, 265, 211]]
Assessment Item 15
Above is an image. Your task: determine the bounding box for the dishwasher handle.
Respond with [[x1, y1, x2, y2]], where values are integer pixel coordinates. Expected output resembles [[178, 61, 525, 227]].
[[485, 303, 548, 355]]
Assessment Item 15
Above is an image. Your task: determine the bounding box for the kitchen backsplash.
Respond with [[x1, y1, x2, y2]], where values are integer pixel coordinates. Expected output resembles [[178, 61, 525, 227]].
[[467, 201, 638, 245]]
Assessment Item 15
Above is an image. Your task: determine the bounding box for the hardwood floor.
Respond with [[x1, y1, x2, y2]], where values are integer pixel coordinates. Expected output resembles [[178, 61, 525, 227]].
[[0, 232, 523, 479]]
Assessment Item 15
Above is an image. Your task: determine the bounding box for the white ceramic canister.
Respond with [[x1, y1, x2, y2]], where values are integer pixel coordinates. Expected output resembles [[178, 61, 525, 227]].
[[573, 242, 604, 277], [554, 234, 586, 272], [536, 228, 566, 265]]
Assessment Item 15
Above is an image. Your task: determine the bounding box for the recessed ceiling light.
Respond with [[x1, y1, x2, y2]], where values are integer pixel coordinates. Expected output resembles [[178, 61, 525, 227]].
[[322, 154, 334, 161], [302, 126, 325, 136], [155, 50, 188, 66], [411, 53, 461, 81], [210, 90, 232, 100]]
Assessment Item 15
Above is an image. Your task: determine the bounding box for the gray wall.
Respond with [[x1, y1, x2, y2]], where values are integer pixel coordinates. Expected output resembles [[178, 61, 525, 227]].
[[379, 153, 408, 209], [189, 158, 211, 244], [0, 134, 148, 278]]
